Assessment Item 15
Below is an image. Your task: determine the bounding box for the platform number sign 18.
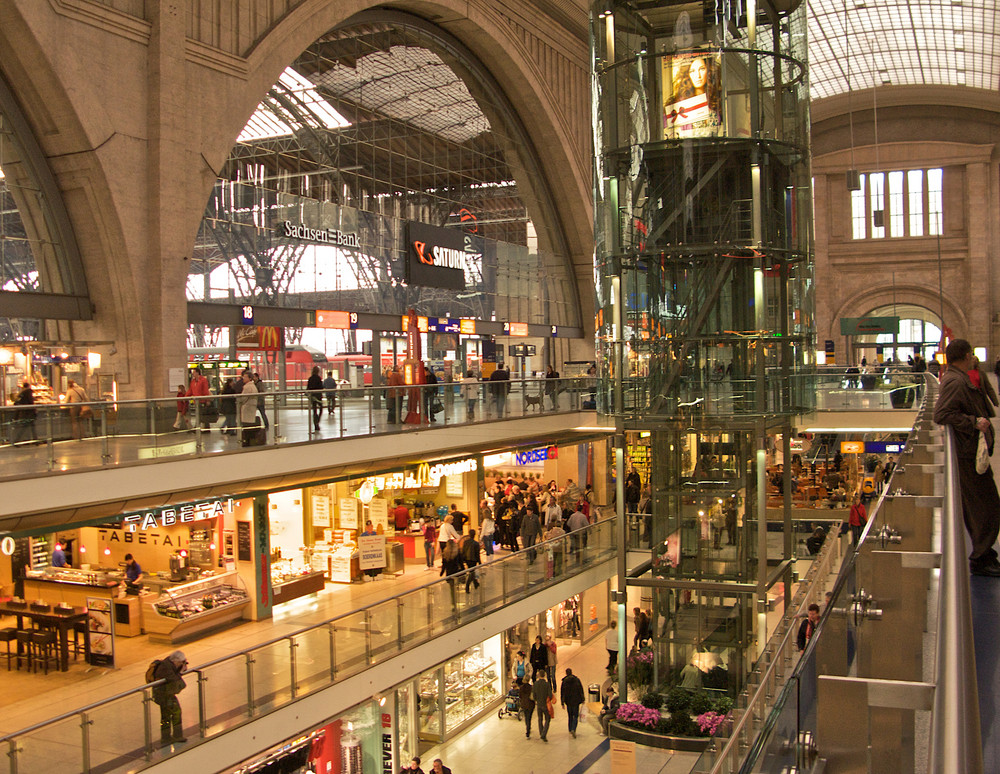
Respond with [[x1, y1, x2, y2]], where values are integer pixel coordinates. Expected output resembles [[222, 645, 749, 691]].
[[241, 305, 254, 325]]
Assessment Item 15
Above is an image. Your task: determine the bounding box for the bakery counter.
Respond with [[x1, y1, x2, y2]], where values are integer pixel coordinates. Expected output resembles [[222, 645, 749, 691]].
[[271, 570, 326, 606]]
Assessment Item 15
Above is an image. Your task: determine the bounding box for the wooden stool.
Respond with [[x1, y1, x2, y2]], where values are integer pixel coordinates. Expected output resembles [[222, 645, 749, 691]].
[[30, 630, 58, 674], [0, 628, 16, 671], [15, 629, 33, 671], [71, 620, 88, 661]]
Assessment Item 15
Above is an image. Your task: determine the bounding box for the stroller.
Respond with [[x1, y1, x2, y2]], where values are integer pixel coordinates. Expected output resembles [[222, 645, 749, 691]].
[[498, 686, 523, 721]]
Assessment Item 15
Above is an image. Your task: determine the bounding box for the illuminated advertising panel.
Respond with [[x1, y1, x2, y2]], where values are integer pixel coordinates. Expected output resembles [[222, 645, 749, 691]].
[[662, 52, 722, 139], [405, 221, 467, 290]]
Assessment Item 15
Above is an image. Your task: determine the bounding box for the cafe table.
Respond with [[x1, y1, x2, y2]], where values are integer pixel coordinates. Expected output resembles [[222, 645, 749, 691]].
[[0, 602, 91, 671]]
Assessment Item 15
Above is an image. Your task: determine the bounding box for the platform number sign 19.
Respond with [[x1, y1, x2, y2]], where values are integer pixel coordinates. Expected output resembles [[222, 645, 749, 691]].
[[241, 305, 254, 325]]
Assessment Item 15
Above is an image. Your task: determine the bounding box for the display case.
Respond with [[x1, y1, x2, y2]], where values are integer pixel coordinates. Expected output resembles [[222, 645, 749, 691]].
[[418, 638, 502, 742], [270, 558, 325, 605], [143, 571, 249, 643]]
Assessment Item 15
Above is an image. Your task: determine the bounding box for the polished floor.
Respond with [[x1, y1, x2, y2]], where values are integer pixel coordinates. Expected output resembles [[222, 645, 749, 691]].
[[417, 622, 701, 774]]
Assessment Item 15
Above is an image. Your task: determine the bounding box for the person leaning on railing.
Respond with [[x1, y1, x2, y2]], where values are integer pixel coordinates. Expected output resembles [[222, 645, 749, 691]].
[[933, 338, 1000, 577]]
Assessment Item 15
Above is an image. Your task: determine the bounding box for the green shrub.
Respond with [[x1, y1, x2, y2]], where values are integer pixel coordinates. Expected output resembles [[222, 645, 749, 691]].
[[639, 691, 664, 710], [713, 696, 734, 714], [668, 711, 700, 736], [664, 687, 691, 713], [688, 692, 714, 715]]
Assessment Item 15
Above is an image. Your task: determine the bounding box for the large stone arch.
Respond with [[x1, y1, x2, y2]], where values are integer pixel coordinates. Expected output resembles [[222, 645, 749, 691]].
[[825, 284, 970, 355], [0, 0, 594, 393]]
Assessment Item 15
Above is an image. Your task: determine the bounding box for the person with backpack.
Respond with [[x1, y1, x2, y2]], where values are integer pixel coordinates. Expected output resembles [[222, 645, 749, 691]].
[[460, 529, 481, 592], [148, 651, 188, 746]]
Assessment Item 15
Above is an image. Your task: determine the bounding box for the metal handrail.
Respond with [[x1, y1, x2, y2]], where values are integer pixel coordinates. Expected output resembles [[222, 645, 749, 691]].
[[0, 517, 616, 759], [929, 428, 983, 773]]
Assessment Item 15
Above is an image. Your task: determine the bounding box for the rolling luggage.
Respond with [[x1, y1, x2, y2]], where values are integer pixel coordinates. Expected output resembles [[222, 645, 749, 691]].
[[241, 426, 266, 447]]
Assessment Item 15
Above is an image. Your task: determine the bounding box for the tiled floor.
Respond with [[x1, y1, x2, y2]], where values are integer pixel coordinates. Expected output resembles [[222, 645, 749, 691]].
[[417, 629, 702, 774], [0, 550, 510, 736]]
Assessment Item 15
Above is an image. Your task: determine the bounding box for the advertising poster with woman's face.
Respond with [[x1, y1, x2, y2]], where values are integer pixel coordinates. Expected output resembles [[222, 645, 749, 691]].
[[662, 52, 722, 139]]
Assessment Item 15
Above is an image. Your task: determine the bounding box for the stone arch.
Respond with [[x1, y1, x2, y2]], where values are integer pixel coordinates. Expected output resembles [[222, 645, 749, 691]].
[[825, 285, 969, 341], [211, 1, 592, 326]]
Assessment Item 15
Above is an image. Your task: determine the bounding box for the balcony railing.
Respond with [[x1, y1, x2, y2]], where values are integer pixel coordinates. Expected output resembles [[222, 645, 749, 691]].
[[0, 376, 599, 479], [0, 517, 616, 774]]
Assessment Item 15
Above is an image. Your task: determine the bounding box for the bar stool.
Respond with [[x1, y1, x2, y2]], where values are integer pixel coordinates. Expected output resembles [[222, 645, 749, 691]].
[[71, 620, 88, 661], [15, 629, 33, 671], [30, 630, 58, 674], [0, 628, 16, 671]]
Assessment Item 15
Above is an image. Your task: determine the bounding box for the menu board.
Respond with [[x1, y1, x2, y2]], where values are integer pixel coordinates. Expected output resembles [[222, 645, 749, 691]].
[[312, 495, 331, 527], [237, 521, 252, 562], [86, 597, 115, 667], [339, 498, 359, 530], [369, 498, 389, 535]]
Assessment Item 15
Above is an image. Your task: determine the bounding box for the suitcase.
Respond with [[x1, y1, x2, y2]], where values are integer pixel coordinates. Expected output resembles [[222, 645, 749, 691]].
[[241, 426, 266, 447]]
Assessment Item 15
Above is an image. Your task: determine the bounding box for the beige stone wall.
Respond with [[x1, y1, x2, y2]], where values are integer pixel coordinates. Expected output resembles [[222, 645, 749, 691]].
[[811, 86, 999, 361], [0, 0, 595, 396]]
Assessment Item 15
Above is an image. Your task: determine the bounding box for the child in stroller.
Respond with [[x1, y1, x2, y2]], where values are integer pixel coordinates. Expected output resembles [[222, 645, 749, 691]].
[[497, 684, 523, 720]]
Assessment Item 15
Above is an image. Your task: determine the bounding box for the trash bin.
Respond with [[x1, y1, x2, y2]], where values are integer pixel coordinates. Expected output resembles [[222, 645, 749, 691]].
[[588, 683, 600, 703]]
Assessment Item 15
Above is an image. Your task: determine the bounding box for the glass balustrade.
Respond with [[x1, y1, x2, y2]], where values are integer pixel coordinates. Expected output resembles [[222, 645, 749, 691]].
[[0, 377, 599, 478], [0, 518, 617, 773]]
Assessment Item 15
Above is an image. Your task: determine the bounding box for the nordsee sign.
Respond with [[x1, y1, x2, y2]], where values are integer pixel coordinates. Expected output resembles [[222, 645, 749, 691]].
[[514, 446, 558, 465], [279, 220, 360, 248]]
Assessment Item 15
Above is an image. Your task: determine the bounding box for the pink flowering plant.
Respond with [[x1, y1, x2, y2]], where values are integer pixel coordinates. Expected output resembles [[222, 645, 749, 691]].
[[625, 647, 654, 689], [616, 701, 661, 729], [695, 710, 730, 736]]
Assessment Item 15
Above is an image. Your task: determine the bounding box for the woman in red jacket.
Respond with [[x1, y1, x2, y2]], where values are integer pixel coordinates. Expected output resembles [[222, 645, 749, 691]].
[[848, 493, 867, 547]]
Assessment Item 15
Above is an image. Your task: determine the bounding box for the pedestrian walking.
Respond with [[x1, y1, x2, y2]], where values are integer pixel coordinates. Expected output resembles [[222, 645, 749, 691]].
[[532, 671, 553, 742], [605, 620, 619, 670], [460, 529, 481, 592], [517, 676, 535, 739], [560, 667, 585, 738], [307, 366, 323, 432]]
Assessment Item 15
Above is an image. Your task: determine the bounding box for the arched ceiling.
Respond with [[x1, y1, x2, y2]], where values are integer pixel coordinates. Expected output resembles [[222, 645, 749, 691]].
[[807, 0, 999, 101]]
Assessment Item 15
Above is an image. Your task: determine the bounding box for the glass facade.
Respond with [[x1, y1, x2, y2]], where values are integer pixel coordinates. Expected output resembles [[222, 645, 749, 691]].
[[591, 0, 815, 695], [188, 20, 580, 351]]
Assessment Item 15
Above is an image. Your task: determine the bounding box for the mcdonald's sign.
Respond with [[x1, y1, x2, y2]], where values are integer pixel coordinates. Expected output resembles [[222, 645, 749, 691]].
[[258, 326, 282, 351], [234, 326, 283, 350]]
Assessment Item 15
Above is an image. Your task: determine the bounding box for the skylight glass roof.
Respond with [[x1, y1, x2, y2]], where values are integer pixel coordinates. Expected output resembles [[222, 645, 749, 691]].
[[238, 67, 350, 142], [807, 0, 1000, 100]]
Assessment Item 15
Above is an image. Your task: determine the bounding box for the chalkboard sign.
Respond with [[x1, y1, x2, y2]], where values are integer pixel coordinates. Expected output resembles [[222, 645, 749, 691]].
[[237, 521, 251, 562]]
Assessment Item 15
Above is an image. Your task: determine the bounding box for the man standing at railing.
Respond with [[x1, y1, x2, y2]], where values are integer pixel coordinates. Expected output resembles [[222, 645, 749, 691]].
[[933, 338, 1000, 577], [489, 362, 509, 417], [151, 651, 188, 746]]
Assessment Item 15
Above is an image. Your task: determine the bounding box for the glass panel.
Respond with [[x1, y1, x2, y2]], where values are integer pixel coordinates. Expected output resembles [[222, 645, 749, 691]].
[[928, 167, 943, 235], [368, 600, 400, 663], [249, 640, 294, 714], [869, 172, 886, 238], [888, 171, 904, 237], [851, 176, 867, 239], [333, 611, 368, 678], [86, 692, 153, 772], [293, 626, 333, 696], [199, 660, 250, 735], [908, 169, 924, 236], [12, 715, 83, 774], [398, 586, 431, 647]]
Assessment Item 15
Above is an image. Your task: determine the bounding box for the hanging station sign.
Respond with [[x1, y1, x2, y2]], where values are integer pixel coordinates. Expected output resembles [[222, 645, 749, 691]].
[[405, 221, 468, 290], [123, 498, 235, 531], [278, 220, 360, 248]]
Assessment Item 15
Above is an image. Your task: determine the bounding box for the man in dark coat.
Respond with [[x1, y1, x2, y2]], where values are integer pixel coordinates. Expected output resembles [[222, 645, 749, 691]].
[[933, 338, 1000, 576], [560, 667, 585, 738], [520, 504, 541, 564], [152, 650, 188, 746]]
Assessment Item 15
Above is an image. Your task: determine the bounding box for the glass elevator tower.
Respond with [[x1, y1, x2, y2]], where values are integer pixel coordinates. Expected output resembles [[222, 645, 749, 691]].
[[591, 0, 814, 695]]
